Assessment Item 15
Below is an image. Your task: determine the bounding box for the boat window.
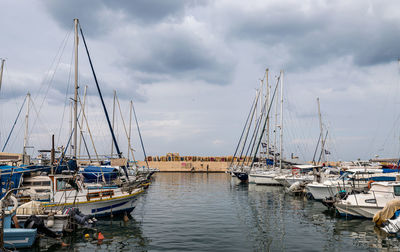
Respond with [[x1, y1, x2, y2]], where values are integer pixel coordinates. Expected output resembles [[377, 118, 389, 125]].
[[102, 191, 114, 197], [394, 186, 400, 196], [365, 199, 377, 204], [32, 181, 42, 186], [42, 181, 51, 186], [87, 192, 100, 200], [35, 189, 50, 193], [56, 179, 72, 191]]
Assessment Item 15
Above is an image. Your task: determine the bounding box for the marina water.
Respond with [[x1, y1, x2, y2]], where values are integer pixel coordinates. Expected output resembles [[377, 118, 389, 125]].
[[38, 173, 400, 251]]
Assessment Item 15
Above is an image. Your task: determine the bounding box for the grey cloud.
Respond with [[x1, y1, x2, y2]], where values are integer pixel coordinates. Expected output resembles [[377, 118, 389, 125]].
[[42, 0, 231, 86], [120, 27, 234, 85], [42, 0, 208, 36], [225, 1, 400, 68]]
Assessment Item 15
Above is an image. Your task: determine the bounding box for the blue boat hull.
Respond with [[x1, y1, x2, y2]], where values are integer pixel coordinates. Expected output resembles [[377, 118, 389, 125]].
[[3, 228, 37, 249]]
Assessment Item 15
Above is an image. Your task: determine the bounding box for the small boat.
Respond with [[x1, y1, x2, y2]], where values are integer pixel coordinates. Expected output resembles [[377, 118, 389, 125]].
[[307, 168, 398, 201], [274, 165, 316, 187], [43, 174, 144, 217], [0, 194, 37, 249], [249, 168, 290, 185], [16, 200, 69, 234], [335, 181, 400, 218]]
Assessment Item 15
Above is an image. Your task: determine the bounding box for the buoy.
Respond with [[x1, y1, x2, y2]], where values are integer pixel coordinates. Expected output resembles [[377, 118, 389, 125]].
[[123, 212, 129, 222], [47, 214, 55, 228], [84, 233, 90, 238], [368, 180, 375, 189], [97, 232, 104, 240]]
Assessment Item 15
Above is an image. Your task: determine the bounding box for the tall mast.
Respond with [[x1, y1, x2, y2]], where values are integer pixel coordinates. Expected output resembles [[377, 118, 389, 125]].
[[257, 81, 263, 162], [111, 90, 116, 157], [265, 68, 270, 167], [317, 97, 325, 164], [69, 100, 73, 156], [273, 75, 278, 168], [279, 70, 284, 172], [128, 100, 133, 161], [23, 92, 30, 164], [79, 24, 130, 180], [0, 59, 5, 93], [73, 18, 79, 159]]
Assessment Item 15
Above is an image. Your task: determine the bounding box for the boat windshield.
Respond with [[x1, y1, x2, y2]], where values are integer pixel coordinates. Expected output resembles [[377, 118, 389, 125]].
[[394, 186, 400, 196], [56, 179, 73, 191]]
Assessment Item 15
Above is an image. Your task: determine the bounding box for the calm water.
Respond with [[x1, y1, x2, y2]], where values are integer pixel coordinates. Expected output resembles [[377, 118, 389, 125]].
[[33, 173, 400, 251]]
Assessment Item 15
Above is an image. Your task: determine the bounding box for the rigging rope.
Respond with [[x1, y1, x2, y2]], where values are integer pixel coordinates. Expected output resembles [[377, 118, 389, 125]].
[[132, 99, 149, 170], [30, 28, 73, 140], [250, 75, 281, 169], [229, 93, 257, 169], [79, 23, 130, 181], [2, 95, 27, 151]]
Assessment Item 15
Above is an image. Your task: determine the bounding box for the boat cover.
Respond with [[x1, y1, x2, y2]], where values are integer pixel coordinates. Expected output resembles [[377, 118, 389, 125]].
[[373, 199, 400, 226]]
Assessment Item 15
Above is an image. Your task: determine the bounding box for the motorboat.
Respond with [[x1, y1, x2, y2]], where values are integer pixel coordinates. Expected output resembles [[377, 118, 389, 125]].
[[335, 181, 400, 218]]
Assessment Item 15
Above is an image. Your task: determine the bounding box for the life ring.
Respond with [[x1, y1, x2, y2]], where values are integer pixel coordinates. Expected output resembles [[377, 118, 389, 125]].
[[367, 180, 375, 189], [4, 195, 18, 215]]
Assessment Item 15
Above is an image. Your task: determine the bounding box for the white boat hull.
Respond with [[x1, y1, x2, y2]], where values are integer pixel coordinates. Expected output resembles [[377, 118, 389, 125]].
[[285, 176, 314, 187], [44, 188, 144, 217], [249, 173, 282, 185], [335, 203, 381, 218], [306, 183, 352, 201]]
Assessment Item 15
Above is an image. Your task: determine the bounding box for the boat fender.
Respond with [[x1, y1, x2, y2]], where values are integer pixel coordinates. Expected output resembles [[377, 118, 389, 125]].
[[368, 180, 375, 189], [4, 195, 18, 215], [47, 213, 55, 228]]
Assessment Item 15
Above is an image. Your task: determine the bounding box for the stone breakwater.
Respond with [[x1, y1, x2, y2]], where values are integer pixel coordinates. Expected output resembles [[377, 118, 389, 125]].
[[136, 161, 229, 172]]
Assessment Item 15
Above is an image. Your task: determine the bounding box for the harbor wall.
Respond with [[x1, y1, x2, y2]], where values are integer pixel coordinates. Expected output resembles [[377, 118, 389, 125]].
[[136, 160, 230, 173]]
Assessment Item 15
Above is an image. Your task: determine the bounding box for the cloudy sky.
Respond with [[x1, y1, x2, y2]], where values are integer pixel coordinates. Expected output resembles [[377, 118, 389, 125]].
[[1, 0, 400, 162]]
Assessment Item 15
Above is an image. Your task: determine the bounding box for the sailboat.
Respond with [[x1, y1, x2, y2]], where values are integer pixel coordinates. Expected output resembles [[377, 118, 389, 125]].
[[232, 69, 282, 182], [22, 19, 144, 217], [248, 70, 288, 185]]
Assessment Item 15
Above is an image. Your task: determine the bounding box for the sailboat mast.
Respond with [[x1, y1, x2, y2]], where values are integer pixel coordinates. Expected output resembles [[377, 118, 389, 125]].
[[279, 70, 284, 171], [23, 92, 30, 164], [0, 59, 4, 93], [128, 100, 132, 161], [111, 90, 116, 158], [69, 100, 73, 157], [73, 18, 79, 159], [317, 97, 325, 164], [274, 75, 278, 168], [259, 80, 264, 162], [265, 68, 270, 166]]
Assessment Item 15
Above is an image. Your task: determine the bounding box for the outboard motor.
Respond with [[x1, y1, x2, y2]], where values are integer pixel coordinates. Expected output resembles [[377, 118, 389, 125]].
[[65, 208, 96, 227]]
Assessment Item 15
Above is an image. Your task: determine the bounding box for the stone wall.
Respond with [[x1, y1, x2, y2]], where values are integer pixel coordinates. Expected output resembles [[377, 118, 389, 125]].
[[136, 161, 229, 172]]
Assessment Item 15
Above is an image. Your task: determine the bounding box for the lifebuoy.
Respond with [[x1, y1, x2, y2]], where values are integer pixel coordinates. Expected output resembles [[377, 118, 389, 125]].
[[367, 180, 375, 189]]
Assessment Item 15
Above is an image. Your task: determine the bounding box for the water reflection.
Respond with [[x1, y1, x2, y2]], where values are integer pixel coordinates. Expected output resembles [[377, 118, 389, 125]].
[[232, 176, 400, 251], [22, 173, 400, 251], [30, 197, 151, 251]]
